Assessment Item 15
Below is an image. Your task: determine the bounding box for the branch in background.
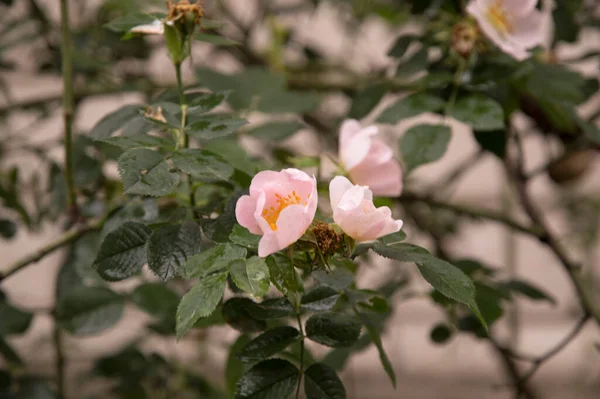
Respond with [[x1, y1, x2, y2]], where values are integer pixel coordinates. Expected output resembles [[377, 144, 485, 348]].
[[0, 217, 105, 283]]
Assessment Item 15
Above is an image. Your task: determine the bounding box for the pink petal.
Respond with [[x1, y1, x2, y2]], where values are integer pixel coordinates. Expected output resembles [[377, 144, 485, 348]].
[[510, 11, 543, 47], [258, 204, 310, 257], [340, 126, 378, 171], [236, 195, 262, 235], [339, 119, 363, 149], [249, 170, 290, 197], [258, 233, 280, 257], [503, 0, 538, 16], [329, 176, 355, 210], [349, 158, 403, 197]]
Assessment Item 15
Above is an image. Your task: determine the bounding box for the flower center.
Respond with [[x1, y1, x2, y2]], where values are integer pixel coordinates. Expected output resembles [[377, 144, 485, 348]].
[[487, 0, 512, 35], [261, 191, 304, 231]]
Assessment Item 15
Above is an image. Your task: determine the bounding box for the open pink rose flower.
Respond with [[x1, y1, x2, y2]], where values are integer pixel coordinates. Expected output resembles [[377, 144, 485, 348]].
[[235, 169, 318, 257], [339, 119, 402, 197], [467, 0, 543, 61], [330, 176, 403, 242]]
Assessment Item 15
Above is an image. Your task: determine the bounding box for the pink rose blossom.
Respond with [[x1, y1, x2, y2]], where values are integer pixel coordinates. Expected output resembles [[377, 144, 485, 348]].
[[329, 176, 403, 242], [339, 119, 403, 197], [467, 0, 543, 61], [235, 169, 318, 257]]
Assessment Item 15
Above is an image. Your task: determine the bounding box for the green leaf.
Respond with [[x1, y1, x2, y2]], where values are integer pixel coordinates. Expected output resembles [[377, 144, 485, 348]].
[[353, 310, 396, 387], [301, 286, 340, 312], [0, 218, 17, 239], [395, 47, 428, 77], [520, 62, 587, 105], [188, 91, 229, 113], [118, 148, 179, 196], [56, 286, 125, 335], [430, 324, 453, 344], [97, 134, 173, 150], [223, 298, 267, 333], [181, 243, 247, 279], [400, 124, 451, 171], [387, 35, 419, 58], [266, 254, 302, 295], [176, 271, 228, 339], [473, 130, 506, 159], [0, 338, 23, 366], [0, 303, 33, 335], [229, 257, 271, 298], [234, 359, 299, 399], [230, 224, 260, 250], [227, 335, 252, 397], [449, 94, 505, 131], [89, 105, 142, 138], [552, 0, 581, 44], [247, 121, 305, 141], [93, 222, 152, 281], [305, 313, 361, 348], [172, 149, 234, 182], [499, 279, 556, 305], [473, 282, 505, 325], [349, 83, 388, 119], [312, 268, 354, 292], [379, 230, 407, 246], [304, 363, 346, 399], [194, 32, 240, 46], [187, 115, 248, 140], [257, 91, 320, 114], [147, 221, 202, 281], [238, 326, 301, 363], [203, 139, 257, 177], [377, 93, 445, 124], [104, 12, 162, 33], [131, 283, 179, 320]]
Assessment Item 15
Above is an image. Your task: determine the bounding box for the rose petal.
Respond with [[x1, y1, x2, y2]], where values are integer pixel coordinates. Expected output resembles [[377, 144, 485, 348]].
[[329, 176, 355, 210], [235, 195, 262, 235]]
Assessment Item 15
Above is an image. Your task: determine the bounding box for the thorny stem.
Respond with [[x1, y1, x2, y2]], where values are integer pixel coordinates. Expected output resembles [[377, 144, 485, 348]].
[[60, 0, 77, 217], [174, 63, 196, 214]]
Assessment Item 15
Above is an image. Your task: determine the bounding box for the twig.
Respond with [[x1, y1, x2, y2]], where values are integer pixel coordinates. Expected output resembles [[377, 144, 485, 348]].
[[0, 217, 105, 283], [60, 0, 77, 215], [399, 193, 544, 238], [53, 324, 66, 397], [488, 337, 537, 399]]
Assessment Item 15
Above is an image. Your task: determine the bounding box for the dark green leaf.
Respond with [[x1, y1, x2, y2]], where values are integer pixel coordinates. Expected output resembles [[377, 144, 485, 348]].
[[348, 84, 387, 119], [377, 93, 445, 124], [306, 313, 361, 348], [473, 130, 506, 159], [89, 105, 142, 139], [266, 254, 302, 295], [400, 124, 451, 171], [0, 219, 16, 239], [227, 335, 252, 397], [0, 338, 23, 366], [0, 303, 32, 335], [395, 47, 428, 77], [247, 121, 305, 141], [450, 94, 505, 131], [130, 283, 179, 319], [257, 91, 320, 114], [304, 363, 346, 399], [234, 359, 299, 399], [229, 257, 271, 298], [187, 115, 248, 140], [56, 286, 125, 335], [312, 268, 354, 291], [474, 282, 505, 325], [180, 243, 246, 279], [93, 222, 152, 281], [194, 32, 240, 46], [238, 326, 301, 363], [230, 224, 260, 250], [499, 279, 556, 305], [104, 13, 162, 33], [521, 63, 587, 105], [11, 377, 59, 399], [430, 324, 453, 344], [176, 271, 228, 339], [118, 148, 179, 196], [203, 139, 257, 177], [147, 220, 202, 281], [552, 0, 580, 43], [379, 230, 407, 246], [188, 91, 229, 114], [301, 286, 340, 311], [172, 149, 234, 182], [223, 298, 268, 333], [387, 35, 418, 58], [97, 135, 173, 150]]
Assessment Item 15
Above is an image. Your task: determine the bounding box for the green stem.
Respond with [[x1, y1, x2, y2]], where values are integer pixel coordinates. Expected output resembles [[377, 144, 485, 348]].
[[174, 63, 196, 213], [60, 0, 76, 214], [295, 313, 305, 399], [53, 324, 65, 397]]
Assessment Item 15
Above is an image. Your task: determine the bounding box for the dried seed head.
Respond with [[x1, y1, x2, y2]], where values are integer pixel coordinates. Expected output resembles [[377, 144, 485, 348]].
[[311, 222, 343, 258], [166, 0, 204, 26], [144, 106, 167, 124], [451, 21, 479, 58]]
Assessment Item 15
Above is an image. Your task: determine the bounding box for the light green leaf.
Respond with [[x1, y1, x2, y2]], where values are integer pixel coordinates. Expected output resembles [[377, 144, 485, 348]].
[[180, 243, 247, 279], [305, 312, 362, 348], [89, 105, 142, 139], [93, 222, 152, 281], [237, 326, 301, 363], [147, 220, 202, 281], [194, 32, 240, 46], [117, 148, 179, 196], [377, 93, 445, 124], [449, 94, 505, 131], [400, 124, 451, 171], [304, 363, 346, 399], [188, 91, 229, 114], [56, 286, 124, 335], [97, 135, 173, 150], [203, 139, 257, 177], [234, 359, 299, 399], [229, 257, 271, 298], [247, 121, 305, 141], [229, 224, 260, 250], [172, 149, 234, 182], [176, 271, 228, 339], [187, 114, 248, 140]]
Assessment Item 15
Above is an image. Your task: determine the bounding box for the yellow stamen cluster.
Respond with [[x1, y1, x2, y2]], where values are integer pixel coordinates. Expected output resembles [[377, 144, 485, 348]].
[[487, 0, 512, 35], [261, 191, 303, 231]]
